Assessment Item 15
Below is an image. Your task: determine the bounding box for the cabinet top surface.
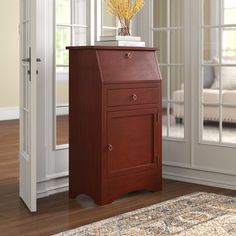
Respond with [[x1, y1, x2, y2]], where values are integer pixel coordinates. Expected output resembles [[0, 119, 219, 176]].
[[66, 46, 158, 51]]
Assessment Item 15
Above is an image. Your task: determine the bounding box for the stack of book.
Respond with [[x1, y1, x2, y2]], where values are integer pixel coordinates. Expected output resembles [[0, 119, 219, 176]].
[[95, 35, 145, 47]]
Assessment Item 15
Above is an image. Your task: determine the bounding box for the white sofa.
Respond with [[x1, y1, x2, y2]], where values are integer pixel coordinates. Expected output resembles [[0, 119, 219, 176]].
[[173, 64, 236, 123], [173, 89, 236, 123]]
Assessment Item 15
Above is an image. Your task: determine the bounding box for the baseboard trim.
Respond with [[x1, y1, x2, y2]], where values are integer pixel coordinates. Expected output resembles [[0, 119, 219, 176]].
[[56, 105, 69, 116], [0, 107, 19, 121], [37, 184, 68, 199], [37, 166, 236, 199], [37, 176, 69, 199], [163, 165, 236, 191], [0, 106, 68, 121]]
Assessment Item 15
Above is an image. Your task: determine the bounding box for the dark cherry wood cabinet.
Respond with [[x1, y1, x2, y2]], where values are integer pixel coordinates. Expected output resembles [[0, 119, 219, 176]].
[[66, 46, 162, 205]]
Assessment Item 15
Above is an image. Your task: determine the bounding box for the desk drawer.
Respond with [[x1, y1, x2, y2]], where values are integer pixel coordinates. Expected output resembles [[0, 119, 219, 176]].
[[107, 87, 159, 107], [97, 50, 160, 82]]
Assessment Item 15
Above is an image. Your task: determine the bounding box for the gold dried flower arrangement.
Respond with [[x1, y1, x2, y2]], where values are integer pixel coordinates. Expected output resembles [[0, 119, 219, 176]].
[[104, 0, 144, 36]]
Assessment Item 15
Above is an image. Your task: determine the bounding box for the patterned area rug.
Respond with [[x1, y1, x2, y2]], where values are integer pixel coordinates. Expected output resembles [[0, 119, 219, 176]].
[[53, 192, 236, 236]]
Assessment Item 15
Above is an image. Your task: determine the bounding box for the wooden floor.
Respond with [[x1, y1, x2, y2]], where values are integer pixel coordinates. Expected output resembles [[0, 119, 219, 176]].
[[0, 120, 236, 236]]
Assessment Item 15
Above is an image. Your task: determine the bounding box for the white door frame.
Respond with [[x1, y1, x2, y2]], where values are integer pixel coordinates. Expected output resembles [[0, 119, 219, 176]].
[[19, 0, 38, 212]]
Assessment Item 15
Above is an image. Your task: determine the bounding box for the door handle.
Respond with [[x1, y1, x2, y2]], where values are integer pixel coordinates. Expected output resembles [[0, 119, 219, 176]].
[[22, 48, 41, 81], [22, 58, 30, 63], [108, 144, 113, 151]]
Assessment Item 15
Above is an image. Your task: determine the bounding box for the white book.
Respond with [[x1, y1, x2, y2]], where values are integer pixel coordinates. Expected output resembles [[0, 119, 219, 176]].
[[95, 40, 146, 47], [99, 35, 141, 42]]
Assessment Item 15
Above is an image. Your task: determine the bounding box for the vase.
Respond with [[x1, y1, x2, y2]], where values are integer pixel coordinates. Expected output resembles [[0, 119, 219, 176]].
[[118, 26, 131, 36]]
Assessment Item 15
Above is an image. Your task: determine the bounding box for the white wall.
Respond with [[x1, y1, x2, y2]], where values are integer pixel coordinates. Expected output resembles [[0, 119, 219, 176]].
[[0, 0, 20, 119]]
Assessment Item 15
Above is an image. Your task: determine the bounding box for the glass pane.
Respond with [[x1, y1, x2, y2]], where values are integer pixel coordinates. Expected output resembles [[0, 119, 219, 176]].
[[160, 66, 168, 100], [222, 106, 236, 143], [224, 0, 236, 25], [170, 102, 184, 138], [162, 100, 168, 137], [102, 6, 116, 27], [56, 72, 69, 106], [202, 66, 215, 90], [203, 0, 220, 26], [153, 0, 167, 28], [56, 71, 69, 145], [56, 26, 70, 65], [202, 65, 220, 104], [221, 66, 236, 91], [56, 0, 70, 25], [102, 28, 116, 37], [222, 28, 236, 60], [203, 28, 219, 61], [202, 105, 220, 142], [170, 66, 184, 101], [170, 30, 183, 64], [73, 0, 87, 25], [170, 0, 183, 27], [154, 31, 168, 64], [73, 27, 87, 46]]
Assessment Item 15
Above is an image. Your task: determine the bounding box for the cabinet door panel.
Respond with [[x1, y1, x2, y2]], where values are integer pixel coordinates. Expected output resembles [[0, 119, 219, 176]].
[[107, 109, 160, 176]]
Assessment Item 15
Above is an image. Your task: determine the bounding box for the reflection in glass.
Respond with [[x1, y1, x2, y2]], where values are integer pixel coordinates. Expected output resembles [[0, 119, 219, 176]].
[[153, 0, 167, 28], [202, 105, 220, 142], [153, 31, 168, 64]]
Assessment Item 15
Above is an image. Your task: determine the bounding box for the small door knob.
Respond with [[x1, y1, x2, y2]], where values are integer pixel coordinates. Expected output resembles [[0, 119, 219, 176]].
[[108, 144, 113, 151], [131, 94, 138, 101], [125, 52, 132, 59]]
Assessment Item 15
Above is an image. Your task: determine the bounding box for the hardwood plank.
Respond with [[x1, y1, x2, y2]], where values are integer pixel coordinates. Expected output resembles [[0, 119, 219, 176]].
[[0, 120, 235, 236]]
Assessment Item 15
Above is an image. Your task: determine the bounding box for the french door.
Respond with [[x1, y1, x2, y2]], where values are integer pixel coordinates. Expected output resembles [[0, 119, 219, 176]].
[[19, 0, 38, 212], [193, 0, 236, 174], [152, 0, 236, 180], [152, 0, 191, 167]]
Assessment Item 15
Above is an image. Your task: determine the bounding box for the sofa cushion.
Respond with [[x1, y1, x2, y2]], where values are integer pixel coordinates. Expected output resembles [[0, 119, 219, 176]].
[[203, 89, 221, 103], [211, 60, 236, 89], [223, 90, 236, 105], [172, 90, 184, 102]]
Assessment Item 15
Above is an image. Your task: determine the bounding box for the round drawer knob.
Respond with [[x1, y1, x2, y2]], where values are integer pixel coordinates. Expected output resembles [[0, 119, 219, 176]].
[[131, 94, 138, 101], [125, 52, 132, 59], [108, 144, 113, 151]]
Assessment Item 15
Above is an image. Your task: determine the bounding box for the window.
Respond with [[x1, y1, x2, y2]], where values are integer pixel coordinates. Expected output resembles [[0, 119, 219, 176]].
[[55, 0, 90, 146], [222, 0, 236, 59], [201, 0, 236, 144], [153, 0, 185, 139], [101, 1, 117, 36]]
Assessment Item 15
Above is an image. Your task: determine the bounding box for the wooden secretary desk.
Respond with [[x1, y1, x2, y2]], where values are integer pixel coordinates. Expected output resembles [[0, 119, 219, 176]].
[[66, 46, 162, 205]]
